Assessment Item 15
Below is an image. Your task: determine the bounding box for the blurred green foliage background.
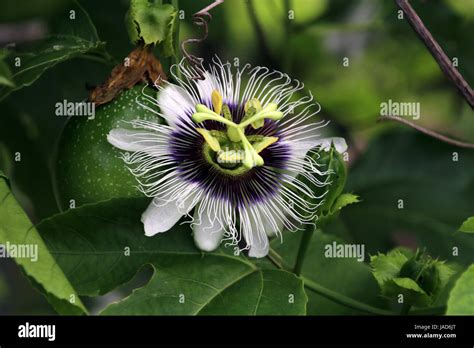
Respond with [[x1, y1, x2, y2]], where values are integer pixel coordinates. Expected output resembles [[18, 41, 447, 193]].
[[0, 0, 473, 314]]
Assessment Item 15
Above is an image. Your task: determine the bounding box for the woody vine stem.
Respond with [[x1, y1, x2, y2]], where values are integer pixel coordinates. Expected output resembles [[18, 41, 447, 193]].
[[395, 0, 474, 109], [389, 0, 474, 149]]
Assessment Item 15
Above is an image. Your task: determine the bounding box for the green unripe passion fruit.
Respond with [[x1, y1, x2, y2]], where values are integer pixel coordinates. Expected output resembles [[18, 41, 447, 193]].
[[54, 85, 162, 210]]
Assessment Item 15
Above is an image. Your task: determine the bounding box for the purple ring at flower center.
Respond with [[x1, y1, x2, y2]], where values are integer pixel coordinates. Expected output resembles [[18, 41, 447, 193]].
[[168, 101, 291, 207]]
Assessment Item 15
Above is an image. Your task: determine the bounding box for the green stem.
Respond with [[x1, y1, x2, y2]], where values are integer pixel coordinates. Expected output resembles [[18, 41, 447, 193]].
[[293, 224, 314, 276], [302, 277, 395, 316], [267, 248, 285, 269], [268, 247, 395, 316]]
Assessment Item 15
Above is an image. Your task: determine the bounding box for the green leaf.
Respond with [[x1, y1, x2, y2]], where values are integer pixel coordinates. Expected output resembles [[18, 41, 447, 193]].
[[0, 76, 15, 88], [387, 277, 431, 307], [459, 217, 474, 233], [392, 277, 427, 294], [273, 230, 388, 314], [126, 0, 178, 55], [0, 172, 86, 314], [0, 65, 14, 88], [319, 146, 347, 214], [37, 198, 307, 314], [446, 264, 474, 315], [102, 265, 306, 315], [297, 145, 347, 225], [0, 1, 110, 102], [330, 193, 360, 214], [0, 101, 59, 220], [0, 50, 15, 88], [303, 146, 353, 226], [157, 6, 179, 58], [342, 130, 474, 265], [370, 250, 408, 288]]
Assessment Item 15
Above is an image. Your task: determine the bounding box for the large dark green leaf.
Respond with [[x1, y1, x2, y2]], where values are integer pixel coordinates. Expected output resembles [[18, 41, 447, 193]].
[[341, 130, 474, 265], [0, 172, 86, 314], [446, 264, 474, 315], [37, 198, 307, 315], [0, 1, 110, 101], [102, 263, 306, 315], [272, 230, 388, 315]]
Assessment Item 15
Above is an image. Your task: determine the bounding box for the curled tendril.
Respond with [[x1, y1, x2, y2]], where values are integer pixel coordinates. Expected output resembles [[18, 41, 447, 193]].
[[181, 0, 224, 80]]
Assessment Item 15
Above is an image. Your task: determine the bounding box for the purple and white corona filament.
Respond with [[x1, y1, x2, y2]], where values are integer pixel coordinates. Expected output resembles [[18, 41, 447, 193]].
[[107, 58, 347, 258]]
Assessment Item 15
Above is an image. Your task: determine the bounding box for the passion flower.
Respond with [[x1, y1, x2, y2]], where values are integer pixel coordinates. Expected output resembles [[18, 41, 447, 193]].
[[107, 59, 347, 257]]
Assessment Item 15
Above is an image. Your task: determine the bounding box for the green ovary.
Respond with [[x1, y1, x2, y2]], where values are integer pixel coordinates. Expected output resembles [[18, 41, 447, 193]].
[[201, 131, 278, 175]]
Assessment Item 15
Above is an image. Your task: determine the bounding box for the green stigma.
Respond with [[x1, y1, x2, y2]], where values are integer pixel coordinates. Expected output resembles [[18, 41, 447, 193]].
[[192, 90, 283, 169]]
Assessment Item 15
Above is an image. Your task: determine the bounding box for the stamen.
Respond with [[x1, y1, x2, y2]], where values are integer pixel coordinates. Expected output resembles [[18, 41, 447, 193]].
[[238, 103, 283, 129], [192, 104, 235, 127], [252, 136, 279, 153], [211, 90, 223, 115], [235, 127, 264, 168], [244, 98, 264, 129], [222, 104, 233, 122], [196, 128, 221, 152], [192, 98, 284, 169]]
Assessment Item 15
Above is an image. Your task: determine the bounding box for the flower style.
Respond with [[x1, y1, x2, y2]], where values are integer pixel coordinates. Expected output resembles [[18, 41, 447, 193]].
[[107, 58, 347, 258]]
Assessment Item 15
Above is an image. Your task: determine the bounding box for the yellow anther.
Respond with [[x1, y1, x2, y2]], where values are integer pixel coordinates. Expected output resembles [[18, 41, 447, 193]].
[[211, 90, 223, 115]]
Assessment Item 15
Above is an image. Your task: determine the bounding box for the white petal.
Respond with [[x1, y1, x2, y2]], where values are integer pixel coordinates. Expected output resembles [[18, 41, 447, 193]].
[[316, 137, 348, 154], [287, 137, 347, 162], [107, 129, 160, 152], [141, 190, 199, 236], [158, 84, 195, 127], [192, 204, 225, 252], [248, 231, 269, 258], [241, 207, 270, 258]]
